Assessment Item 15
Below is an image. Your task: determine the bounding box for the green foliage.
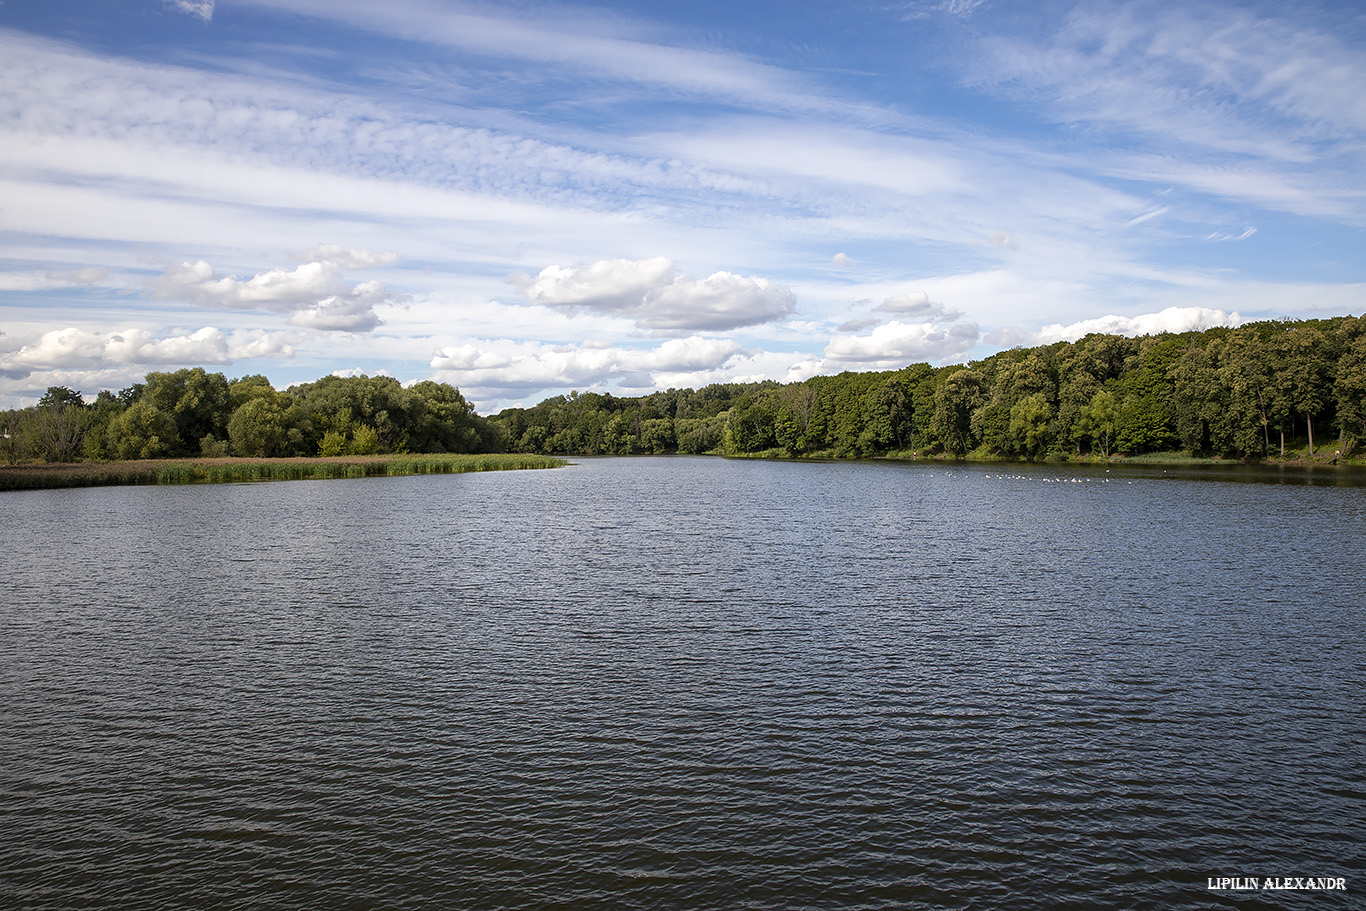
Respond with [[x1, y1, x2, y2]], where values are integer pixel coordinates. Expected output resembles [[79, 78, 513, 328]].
[[144, 368, 232, 456], [8, 316, 1361, 467], [349, 423, 380, 455], [227, 396, 289, 457], [1009, 392, 1053, 457], [109, 401, 177, 460], [318, 429, 348, 457], [1075, 390, 1118, 458], [199, 434, 230, 457]]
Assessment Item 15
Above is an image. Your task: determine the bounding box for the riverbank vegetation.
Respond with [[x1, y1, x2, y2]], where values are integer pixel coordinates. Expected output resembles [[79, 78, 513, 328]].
[[491, 316, 1366, 464], [4, 316, 1364, 471], [1, 372, 503, 465], [0, 454, 564, 491]]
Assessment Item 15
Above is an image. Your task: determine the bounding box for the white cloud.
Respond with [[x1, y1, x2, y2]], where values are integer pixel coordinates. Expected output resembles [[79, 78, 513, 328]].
[[233, 0, 865, 119], [0, 267, 117, 291], [975, 2, 1366, 163], [148, 260, 398, 332], [510, 258, 795, 333], [2, 326, 232, 375], [901, 0, 988, 19], [295, 245, 399, 269], [288, 295, 385, 332], [1019, 306, 1245, 345], [876, 291, 962, 320], [823, 319, 980, 370], [333, 367, 395, 378], [833, 253, 853, 267], [1206, 226, 1257, 242], [428, 335, 750, 401], [165, 0, 213, 21], [227, 330, 297, 360]]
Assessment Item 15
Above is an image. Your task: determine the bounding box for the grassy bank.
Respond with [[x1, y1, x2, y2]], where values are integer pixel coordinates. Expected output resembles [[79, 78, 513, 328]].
[[0, 453, 567, 492]]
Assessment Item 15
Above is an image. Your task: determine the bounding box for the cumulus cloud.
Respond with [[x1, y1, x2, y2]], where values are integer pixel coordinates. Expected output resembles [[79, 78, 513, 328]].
[[429, 335, 749, 396], [875, 291, 963, 320], [334, 367, 395, 378], [838, 291, 964, 333], [227, 330, 297, 360], [991, 306, 1245, 347], [823, 319, 981, 370], [165, 0, 213, 21], [1, 326, 232, 377], [294, 245, 399, 269], [148, 259, 399, 332], [0, 325, 302, 385], [287, 292, 385, 332], [833, 253, 853, 267], [510, 257, 796, 333]]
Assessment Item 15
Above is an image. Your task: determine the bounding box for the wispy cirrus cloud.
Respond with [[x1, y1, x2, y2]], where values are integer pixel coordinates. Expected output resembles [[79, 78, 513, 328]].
[[232, 0, 874, 120], [976, 2, 1366, 151], [0, 267, 117, 292], [165, 0, 214, 21]]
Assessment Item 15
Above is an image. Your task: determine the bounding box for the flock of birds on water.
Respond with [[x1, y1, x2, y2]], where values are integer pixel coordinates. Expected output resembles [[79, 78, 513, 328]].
[[938, 469, 1146, 484]]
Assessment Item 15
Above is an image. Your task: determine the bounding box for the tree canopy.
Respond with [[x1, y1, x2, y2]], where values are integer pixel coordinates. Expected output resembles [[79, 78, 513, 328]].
[[489, 316, 1366, 462], [3, 316, 1363, 464]]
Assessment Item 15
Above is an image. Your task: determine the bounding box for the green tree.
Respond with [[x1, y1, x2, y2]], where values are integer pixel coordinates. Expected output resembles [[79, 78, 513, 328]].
[[349, 423, 380, 455], [1008, 392, 1053, 457], [144, 368, 232, 455], [227, 396, 289, 457], [931, 368, 986, 455], [1076, 389, 1118, 458], [1274, 326, 1334, 455], [1335, 334, 1366, 452], [318, 429, 348, 457], [109, 401, 177, 460], [24, 387, 89, 462]]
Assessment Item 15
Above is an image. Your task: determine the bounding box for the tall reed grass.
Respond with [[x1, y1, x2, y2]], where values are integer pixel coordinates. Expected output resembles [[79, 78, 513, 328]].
[[0, 454, 566, 491]]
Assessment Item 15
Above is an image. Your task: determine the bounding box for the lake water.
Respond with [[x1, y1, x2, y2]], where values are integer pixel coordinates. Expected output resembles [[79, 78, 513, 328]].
[[2, 456, 1363, 909]]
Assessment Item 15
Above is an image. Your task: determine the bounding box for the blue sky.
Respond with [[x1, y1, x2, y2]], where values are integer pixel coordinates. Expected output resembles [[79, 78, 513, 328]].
[[2, 0, 1363, 411]]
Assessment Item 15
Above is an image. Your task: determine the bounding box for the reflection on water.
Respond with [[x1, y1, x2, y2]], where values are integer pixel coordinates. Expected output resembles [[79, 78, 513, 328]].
[[2, 457, 1363, 910]]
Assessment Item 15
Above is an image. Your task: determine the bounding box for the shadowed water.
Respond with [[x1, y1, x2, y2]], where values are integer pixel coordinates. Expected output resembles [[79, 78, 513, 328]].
[[2, 457, 1362, 909]]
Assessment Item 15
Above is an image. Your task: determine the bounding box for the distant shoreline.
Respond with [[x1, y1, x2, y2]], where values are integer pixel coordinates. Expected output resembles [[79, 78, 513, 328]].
[[721, 447, 1366, 470], [0, 453, 566, 492]]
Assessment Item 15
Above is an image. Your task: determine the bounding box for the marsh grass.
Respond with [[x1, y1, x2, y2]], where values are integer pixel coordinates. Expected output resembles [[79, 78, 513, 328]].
[[0, 453, 566, 491]]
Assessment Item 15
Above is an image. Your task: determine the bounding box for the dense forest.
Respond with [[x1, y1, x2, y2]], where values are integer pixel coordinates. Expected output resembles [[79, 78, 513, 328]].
[[3, 316, 1364, 464], [492, 316, 1366, 462], [0, 372, 501, 463]]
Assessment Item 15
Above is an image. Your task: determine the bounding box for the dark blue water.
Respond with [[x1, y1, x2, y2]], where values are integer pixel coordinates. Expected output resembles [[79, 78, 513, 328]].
[[2, 457, 1362, 909]]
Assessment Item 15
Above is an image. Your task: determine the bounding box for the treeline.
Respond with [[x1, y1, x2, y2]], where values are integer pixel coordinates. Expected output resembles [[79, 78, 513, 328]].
[[492, 316, 1366, 461], [1, 370, 501, 463], [5, 316, 1364, 466]]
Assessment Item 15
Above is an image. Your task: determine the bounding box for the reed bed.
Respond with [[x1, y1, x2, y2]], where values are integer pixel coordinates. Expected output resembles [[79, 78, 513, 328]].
[[0, 453, 566, 491]]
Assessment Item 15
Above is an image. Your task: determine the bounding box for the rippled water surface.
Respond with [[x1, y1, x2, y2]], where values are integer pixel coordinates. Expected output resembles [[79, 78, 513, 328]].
[[2, 457, 1363, 909]]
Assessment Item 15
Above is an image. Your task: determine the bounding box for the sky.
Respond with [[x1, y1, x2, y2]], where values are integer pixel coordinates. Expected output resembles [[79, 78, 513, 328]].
[[1, 0, 1364, 412]]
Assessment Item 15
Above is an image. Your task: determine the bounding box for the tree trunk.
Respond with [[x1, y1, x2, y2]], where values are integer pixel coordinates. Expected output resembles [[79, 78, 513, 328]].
[[1308, 414, 1315, 456]]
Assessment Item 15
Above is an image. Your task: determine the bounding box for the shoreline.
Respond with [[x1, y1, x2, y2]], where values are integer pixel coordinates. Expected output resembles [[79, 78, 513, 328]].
[[0, 453, 567, 492], [720, 447, 1365, 469]]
